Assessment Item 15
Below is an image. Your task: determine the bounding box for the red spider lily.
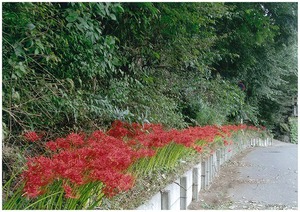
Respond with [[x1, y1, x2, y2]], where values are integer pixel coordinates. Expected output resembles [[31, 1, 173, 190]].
[[107, 120, 136, 139], [21, 120, 263, 199], [45, 141, 57, 151], [22, 156, 56, 197], [23, 131, 42, 142], [23, 129, 140, 198], [224, 140, 229, 146], [66, 132, 85, 147], [192, 145, 203, 153], [63, 183, 79, 199]]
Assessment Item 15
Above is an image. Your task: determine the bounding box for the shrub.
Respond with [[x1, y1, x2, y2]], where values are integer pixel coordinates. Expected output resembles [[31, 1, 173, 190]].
[[289, 117, 298, 144]]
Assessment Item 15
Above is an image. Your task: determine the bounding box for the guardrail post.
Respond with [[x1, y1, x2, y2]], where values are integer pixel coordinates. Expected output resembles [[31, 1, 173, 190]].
[[222, 148, 225, 165], [208, 156, 212, 185], [205, 158, 210, 188], [212, 154, 214, 177], [192, 167, 199, 201], [180, 176, 187, 210], [201, 161, 206, 189], [161, 190, 170, 210], [264, 138, 267, 146], [216, 150, 221, 173]]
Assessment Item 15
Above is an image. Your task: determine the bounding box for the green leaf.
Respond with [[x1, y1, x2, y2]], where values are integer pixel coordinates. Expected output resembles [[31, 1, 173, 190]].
[[34, 48, 39, 55], [66, 78, 74, 90], [78, 17, 89, 28], [12, 90, 20, 101], [96, 3, 106, 17], [14, 62, 27, 77], [14, 45, 24, 57], [66, 11, 79, 22], [109, 13, 117, 21], [114, 5, 124, 13], [26, 23, 36, 30]]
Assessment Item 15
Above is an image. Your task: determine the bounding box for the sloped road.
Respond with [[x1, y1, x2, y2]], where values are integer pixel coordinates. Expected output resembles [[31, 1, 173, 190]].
[[189, 140, 298, 210]]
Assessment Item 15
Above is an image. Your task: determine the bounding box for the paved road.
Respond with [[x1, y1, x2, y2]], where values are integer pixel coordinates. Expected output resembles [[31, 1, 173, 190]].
[[189, 140, 298, 210]]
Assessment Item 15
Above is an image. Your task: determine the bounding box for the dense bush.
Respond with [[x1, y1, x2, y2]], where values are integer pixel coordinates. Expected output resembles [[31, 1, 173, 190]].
[[3, 2, 297, 140], [289, 117, 298, 144]]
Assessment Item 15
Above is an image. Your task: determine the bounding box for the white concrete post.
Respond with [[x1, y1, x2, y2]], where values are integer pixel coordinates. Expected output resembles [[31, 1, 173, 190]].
[[208, 156, 212, 185], [180, 176, 187, 210], [211, 154, 214, 180], [222, 148, 226, 164], [259, 138, 262, 146], [161, 190, 170, 210], [201, 161, 206, 190], [212, 152, 217, 177], [205, 159, 210, 188], [229, 146, 232, 158], [270, 137, 272, 146], [192, 167, 199, 201], [225, 146, 229, 160], [216, 149, 221, 173]]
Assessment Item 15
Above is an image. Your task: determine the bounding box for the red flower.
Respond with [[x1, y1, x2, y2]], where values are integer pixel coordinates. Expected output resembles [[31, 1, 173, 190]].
[[63, 183, 79, 199], [23, 131, 42, 142], [66, 133, 85, 147], [45, 141, 57, 151], [193, 145, 203, 153], [21, 121, 261, 200]]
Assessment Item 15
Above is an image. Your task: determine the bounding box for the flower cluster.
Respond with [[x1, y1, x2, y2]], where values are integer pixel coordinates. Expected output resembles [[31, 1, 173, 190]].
[[21, 121, 262, 199], [23, 131, 43, 142], [108, 122, 250, 153], [23, 130, 147, 198]]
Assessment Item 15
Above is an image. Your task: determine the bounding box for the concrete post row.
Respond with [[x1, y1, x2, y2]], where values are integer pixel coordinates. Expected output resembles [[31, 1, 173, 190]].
[[136, 137, 272, 210]]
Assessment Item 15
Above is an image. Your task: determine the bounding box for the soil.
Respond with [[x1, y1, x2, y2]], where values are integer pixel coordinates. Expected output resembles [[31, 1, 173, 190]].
[[188, 146, 298, 210]]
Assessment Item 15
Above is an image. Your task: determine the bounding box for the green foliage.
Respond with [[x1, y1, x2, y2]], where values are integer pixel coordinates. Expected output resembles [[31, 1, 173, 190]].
[[3, 175, 104, 210], [3, 1, 297, 144], [214, 2, 297, 131], [129, 143, 194, 177], [2, 2, 124, 137], [289, 117, 298, 144], [2, 3, 298, 208]]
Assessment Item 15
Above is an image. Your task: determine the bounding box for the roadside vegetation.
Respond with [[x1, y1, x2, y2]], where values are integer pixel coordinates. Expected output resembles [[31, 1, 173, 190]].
[[2, 2, 297, 209], [289, 117, 298, 144]]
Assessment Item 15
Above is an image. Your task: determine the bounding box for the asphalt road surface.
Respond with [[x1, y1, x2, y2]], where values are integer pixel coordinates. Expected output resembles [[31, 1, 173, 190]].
[[189, 140, 298, 210]]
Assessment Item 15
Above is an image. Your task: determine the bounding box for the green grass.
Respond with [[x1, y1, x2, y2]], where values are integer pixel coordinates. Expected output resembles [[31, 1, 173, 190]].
[[3, 175, 105, 210], [129, 143, 195, 177]]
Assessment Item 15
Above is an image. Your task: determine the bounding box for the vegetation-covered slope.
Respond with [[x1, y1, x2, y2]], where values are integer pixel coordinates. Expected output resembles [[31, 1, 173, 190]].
[[3, 2, 297, 140]]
